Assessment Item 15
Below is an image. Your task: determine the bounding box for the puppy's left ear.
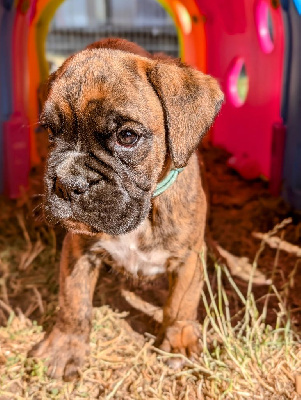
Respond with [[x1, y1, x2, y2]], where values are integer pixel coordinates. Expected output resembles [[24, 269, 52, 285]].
[[148, 61, 224, 168]]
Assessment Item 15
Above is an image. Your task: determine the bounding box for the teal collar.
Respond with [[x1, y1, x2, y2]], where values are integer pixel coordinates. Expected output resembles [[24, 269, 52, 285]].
[[152, 168, 185, 198]]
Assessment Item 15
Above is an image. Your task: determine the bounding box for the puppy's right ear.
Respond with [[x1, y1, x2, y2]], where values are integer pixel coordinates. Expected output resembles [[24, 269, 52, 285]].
[[148, 61, 224, 168]]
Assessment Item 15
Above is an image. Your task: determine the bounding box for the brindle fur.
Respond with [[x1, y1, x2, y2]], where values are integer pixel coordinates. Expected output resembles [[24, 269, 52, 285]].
[[28, 38, 223, 380]]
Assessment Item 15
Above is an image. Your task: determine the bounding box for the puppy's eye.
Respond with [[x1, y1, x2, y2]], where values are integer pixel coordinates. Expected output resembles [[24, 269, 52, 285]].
[[44, 128, 55, 143], [47, 130, 55, 143], [116, 130, 139, 147], [40, 123, 55, 142]]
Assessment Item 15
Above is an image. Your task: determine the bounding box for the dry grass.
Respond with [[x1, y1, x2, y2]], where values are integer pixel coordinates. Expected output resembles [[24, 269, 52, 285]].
[[0, 210, 301, 399], [1, 151, 301, 399]]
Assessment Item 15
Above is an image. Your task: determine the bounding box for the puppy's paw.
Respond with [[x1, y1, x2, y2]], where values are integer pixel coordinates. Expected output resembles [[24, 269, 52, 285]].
[[158, 321, 200, 368], [28, 326, 89, 381]]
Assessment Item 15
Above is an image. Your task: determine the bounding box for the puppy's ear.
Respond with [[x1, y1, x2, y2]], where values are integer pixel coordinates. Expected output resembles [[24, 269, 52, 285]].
[[148, 62, 224, 168]]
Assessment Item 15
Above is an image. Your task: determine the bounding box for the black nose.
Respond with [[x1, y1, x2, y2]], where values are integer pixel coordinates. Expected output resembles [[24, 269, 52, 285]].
[[54, 176, 89, 200]]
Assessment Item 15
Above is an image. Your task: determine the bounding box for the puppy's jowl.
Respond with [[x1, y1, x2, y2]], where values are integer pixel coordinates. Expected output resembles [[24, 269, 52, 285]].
[[29, 38, 223, 380]]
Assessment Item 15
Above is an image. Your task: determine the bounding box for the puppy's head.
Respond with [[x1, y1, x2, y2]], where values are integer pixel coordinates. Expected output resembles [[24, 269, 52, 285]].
[[41, 41, 223, 236]]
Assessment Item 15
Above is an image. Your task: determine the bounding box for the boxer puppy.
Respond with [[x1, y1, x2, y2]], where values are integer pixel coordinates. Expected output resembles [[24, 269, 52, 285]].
[[29, 38, 223, 381]]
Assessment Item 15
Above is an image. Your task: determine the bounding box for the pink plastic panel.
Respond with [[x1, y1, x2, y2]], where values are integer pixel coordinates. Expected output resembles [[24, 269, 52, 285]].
[[3, 0, 31, 198], [196, 0, 284, 178]]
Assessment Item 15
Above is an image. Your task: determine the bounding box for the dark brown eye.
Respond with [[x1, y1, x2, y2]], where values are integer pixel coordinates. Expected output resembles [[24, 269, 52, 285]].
[[41, 123, 55, 143], [116, 130, 139, 146], [48, 129, 55, 143]]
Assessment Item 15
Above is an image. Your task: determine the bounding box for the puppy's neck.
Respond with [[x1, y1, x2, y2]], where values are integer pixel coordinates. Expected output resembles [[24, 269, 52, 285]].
[[153, 157, 185, 198]]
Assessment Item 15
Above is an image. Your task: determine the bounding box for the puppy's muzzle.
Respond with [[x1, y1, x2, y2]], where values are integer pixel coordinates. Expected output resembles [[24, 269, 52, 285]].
[[54, 174, 98, 199], [53, 155, 100, 200], [45, 151, 152, 235]]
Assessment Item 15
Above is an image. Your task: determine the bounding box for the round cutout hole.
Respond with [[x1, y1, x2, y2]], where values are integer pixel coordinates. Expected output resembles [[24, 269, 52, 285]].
[[227, 58, 249, 107], [255, 0, 275, 53]]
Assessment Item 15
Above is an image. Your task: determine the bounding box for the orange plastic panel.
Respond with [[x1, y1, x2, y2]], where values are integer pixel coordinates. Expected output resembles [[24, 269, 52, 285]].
[[27, 0, 64, 166], [159, 0, 206, 71]]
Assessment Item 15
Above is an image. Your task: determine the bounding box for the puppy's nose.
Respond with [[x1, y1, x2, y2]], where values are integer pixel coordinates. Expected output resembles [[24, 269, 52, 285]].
[[54, 176, 89, 200]]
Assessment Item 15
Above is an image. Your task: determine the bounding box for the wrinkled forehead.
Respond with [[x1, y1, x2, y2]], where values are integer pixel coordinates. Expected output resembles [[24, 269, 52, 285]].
[[44, 50, 163, 130]]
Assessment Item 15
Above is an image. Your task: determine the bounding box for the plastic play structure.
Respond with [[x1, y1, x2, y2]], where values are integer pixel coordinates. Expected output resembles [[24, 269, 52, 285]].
[[0, 0, 301, 209], [281, 0, 301, 209]]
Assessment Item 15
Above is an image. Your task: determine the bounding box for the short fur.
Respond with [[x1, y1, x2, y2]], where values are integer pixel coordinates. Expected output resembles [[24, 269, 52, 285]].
[[28, 38, 223, 380]]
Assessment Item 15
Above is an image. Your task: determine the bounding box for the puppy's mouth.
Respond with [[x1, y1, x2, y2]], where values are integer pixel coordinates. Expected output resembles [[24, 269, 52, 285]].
[[61, 220, 98, 236], [44, 178, 152, 236]]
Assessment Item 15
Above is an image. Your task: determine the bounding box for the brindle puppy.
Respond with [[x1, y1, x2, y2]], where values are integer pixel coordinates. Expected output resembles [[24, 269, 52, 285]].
[[29, 38, 224, 381]]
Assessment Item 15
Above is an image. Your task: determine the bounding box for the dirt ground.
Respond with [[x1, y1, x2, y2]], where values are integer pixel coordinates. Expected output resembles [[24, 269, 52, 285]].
[[203, 144, 301, 327]]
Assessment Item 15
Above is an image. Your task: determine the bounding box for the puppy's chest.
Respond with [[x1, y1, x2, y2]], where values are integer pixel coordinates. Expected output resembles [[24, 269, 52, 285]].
[[98, 228, 169, 277]]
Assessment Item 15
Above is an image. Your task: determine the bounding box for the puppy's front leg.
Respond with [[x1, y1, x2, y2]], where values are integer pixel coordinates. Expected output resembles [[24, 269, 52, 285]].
[[158, 248, 204, 360], [28, 233, 101, 381]]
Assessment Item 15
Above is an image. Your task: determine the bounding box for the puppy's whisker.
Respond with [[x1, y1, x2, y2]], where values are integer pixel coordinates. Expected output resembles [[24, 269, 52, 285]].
[[34, 214, 45, 223], [32, 203, 43, 214]]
